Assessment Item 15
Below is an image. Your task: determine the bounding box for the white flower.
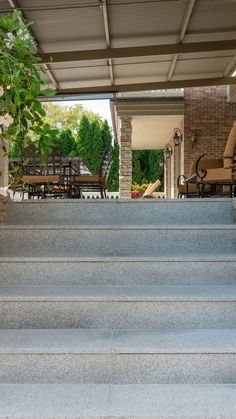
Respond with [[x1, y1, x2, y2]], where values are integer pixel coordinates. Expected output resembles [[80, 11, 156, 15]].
[[6, 86, 11, 90], [4, 32, 15, 49], [0, 113, 14, 128], [0, 87, 4, 97], [17, 28, 30, 41]]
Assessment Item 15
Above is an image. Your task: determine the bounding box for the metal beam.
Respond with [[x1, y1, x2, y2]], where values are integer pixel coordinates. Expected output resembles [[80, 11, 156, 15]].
[[223, 53, 236, 76], [167, 0, 196, 80], [39, 40, 236, 64], [7, 0, 60, 89], [99, 0, 114, 85], [54, 76, 236, 96]]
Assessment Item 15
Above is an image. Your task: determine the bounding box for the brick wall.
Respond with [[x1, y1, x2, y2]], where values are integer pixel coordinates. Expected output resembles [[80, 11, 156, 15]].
[[184, 86, 236, 176]]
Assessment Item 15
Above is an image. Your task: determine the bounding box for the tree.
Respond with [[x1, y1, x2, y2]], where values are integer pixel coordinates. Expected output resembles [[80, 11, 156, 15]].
[[108, 142, 119, 191], [57, 129, 76, 157], [132, 149, 164, 191], [42, 103, 103, 134]]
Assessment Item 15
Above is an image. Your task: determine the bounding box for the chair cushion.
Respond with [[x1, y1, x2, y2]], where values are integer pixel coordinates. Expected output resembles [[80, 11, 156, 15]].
[[178, 184, 212, 194], [203, 167, 232, 182], [223, 121, 236, 167], [23, 175, 60, 184]]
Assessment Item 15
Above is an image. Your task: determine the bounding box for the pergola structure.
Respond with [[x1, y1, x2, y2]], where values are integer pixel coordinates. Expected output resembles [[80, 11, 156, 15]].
[[1, 0, 236, 197], [0, 0, 236, 95]]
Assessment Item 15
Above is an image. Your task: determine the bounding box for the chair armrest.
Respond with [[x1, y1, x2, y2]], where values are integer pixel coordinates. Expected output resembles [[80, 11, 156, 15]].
[[195, 153, 207, 180], [177, 174, 186, 188]]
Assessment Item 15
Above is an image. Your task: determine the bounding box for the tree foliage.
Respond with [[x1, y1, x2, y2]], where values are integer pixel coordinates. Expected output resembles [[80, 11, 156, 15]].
[[0, 11, 55, 159], [132, 149, 164, 191]]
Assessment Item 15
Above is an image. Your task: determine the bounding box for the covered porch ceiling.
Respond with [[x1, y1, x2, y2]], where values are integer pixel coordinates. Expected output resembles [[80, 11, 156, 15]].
[[1, 0, 236, 96]]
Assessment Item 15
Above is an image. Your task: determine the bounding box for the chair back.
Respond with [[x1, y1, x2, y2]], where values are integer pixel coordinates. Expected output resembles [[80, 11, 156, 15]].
[[99, 148, 112, 180], [22, 143, 61, 176], [22, 142, 40, 175], [223, 121, 236, 168]]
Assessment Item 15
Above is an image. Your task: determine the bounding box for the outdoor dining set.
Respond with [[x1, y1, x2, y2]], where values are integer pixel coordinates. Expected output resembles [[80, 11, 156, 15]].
[[9, 144, 112, 199]]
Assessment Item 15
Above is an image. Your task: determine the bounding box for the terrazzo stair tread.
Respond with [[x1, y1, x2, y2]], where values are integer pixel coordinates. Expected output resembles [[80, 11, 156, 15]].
[[0, 383, 236, 418], [7, 198, 234, 225], [0, 328, 235, 354], [1, 285, 236, 302], [1, 224, 236, 230], [1, 259, 236, 286], [0, 225, 235, 257]]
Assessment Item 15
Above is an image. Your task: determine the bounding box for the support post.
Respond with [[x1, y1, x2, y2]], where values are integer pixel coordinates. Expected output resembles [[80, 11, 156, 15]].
[[119, 116, 132, 199]]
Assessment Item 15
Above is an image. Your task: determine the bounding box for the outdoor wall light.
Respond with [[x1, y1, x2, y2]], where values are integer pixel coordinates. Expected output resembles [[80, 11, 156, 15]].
[[164, 143, 173, 159], [159, 156, 165, 167], [173, 128, 183, 146], [191, 130, 199, 144]]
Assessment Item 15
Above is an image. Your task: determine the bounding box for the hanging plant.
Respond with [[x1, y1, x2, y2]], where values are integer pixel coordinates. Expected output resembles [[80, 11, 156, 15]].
[[0, 10, 56, 159]]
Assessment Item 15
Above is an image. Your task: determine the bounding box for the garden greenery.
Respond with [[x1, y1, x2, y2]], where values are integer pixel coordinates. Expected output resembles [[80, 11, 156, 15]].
[[0, 10, 56, 159]]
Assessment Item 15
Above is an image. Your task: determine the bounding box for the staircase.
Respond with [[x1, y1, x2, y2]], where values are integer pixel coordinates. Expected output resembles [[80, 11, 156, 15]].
[[0, 198, 235, 418]]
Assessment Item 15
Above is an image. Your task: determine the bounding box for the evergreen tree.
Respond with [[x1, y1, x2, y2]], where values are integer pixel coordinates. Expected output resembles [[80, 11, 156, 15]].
[[132, 151, 143, 184], [108, 142, 119, 192], [57, 129, 76, 156], [89, 119, 103, 174], [76, 114, 92, 167]]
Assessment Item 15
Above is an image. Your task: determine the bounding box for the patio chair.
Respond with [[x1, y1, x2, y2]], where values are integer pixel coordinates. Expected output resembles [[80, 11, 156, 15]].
[[195, 121, 236, 197], [21, 143, 62, 199], [141, 179, 161, 199], [177, 158, 223, 198], [71, 148, 112, 198]]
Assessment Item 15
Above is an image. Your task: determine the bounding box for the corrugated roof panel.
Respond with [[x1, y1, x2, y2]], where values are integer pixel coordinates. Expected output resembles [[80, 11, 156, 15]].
[[108, 0, 188, 46], [18, 0, 106, 52], [52, 65, 110, 84], [114, 60, 170, 81], [187, 0, 236, 34], [174, 56, 231, 76]]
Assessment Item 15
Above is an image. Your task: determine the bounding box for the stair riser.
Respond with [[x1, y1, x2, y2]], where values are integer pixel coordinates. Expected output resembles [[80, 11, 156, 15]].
[[0, 302, 235, 328], [7, 200, 234, 225], [0, 261, 235, 286], [0, 354, 235, 384], [0, 229, 235, 257]]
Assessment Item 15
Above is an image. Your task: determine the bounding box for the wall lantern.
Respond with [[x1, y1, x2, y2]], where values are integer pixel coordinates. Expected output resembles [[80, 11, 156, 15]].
[[191, 130, 199, 144], [164, 143, 173, 159], [173, 127, 183, 146], [159, 156, 165, 167]]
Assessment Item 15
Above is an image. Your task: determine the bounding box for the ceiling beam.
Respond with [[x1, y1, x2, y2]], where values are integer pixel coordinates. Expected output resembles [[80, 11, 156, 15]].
[[167, 0, 196, 80], [99, 0, 114, 85], [223, 53, 236, 76], [53, 76, 236, 96], [7, 0, 60, 89], [39, 39, 236, 64]]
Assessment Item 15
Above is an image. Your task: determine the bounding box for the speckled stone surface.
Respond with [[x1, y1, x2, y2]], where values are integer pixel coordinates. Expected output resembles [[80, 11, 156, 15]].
[[0, 225, 236, 257], [0, 329, 235, 384], [0, 384, 236, 418], [0, 300, 235, 328], [1, 257, 236, 286], [7, 198, 234, 225], [1, 199, 236, 417]]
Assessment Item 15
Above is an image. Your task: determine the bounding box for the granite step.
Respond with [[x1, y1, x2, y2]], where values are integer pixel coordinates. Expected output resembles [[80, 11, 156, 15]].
[[0, 224, 235, 257], [7, 199, 234, 225], [0, 286, 235, 328], [0, 328, 235, 383], [0, 384, 236, 418], [1, 256, 235, 286]]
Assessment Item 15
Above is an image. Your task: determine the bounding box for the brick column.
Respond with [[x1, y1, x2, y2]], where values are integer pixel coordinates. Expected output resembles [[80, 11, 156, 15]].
[[119, 116, 132, 199]]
